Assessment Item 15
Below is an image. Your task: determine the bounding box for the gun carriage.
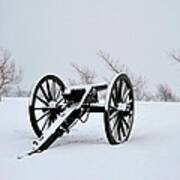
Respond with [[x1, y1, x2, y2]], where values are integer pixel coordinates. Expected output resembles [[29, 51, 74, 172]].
[[19, 73, 134, 158]]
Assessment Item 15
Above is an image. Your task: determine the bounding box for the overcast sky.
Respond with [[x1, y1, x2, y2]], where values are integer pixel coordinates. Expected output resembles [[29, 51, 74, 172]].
[[0, 0, 180, 94]]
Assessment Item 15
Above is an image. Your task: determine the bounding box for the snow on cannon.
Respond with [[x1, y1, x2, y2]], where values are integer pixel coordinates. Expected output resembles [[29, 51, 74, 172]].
[[18, 73, 134, 159]]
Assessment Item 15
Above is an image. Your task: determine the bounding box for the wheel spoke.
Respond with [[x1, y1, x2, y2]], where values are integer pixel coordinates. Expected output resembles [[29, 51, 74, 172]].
[[112, 116, 127, 141], [37, 111, 50, 122], [46, 80, 53, 101], [56, 87, 62, 100], [112, 117, 119, 132], [111, 91, 117, 107], [112, 116, 122, 142], [114, 82, 119, 100], [118, 127, 122, 141], [117, 80, 122, 102], [113, 127, 119, 141], [110, 97, 116, 108], [109, 111, 119, 121], [109, 105, 118, 115], [110, 105, 118, 111], [122, 117, 130, 130], [41, 115, 50, 131], [115, 116, 122, 142], [121, 81, 127, 102], [123, 89, 131, 102], [52, 80, 56, 100], [34, 107, 56, 110], [36, 95, 49, 106], [39, 85, 49, 101], [119, 121, 126, 137], [56, 97, 64, 105], [110, 116, 119, 140]]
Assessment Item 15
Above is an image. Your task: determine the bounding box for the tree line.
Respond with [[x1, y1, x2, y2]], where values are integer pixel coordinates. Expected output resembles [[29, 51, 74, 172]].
[[0, 48, 179, 102], [69, 50, 180, 102]]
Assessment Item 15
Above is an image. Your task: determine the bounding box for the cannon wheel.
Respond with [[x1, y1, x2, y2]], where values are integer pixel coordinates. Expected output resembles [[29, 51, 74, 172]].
[[104, 73, 134, 145], [29, 74, 66, 137]]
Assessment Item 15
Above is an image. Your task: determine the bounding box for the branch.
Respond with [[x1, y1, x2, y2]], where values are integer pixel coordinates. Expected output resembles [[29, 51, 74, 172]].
[[70, 63, 96, 85], [97, 50, 120, 74]]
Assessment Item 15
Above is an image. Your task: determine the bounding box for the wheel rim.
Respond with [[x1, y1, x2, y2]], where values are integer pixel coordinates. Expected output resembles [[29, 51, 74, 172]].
[[104, 73, 134, 144], [29, 75, 65, 137]]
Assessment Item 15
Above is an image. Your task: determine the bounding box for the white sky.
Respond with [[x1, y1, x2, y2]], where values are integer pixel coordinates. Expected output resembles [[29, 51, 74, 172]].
[[0, 0, 180, 94]]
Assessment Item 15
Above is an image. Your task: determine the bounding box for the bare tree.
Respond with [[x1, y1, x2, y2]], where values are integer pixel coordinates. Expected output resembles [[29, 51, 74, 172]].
[[97, 50, 151, 101], [0, 48, 22, 97], [97, 50, 124, 73], [69, 63, 96, 85], [155, 84, 179, 102]]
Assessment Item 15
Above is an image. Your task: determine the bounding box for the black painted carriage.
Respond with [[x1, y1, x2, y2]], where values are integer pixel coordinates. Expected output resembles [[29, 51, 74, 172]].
[[19, 73, 134, 158]]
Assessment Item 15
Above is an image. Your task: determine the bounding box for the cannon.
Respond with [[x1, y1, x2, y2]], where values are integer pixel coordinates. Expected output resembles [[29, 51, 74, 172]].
[[18, 73, 134, 158]]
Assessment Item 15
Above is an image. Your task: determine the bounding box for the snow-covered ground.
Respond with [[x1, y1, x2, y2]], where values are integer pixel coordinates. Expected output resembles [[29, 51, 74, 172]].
[[0, 98, 180, 180]]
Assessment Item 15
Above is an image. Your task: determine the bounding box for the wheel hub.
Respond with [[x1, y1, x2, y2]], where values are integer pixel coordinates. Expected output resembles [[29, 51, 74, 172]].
[[117, 103, 127, 111], [49, 100, 57, 108], [48, 100, 59, 120]]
